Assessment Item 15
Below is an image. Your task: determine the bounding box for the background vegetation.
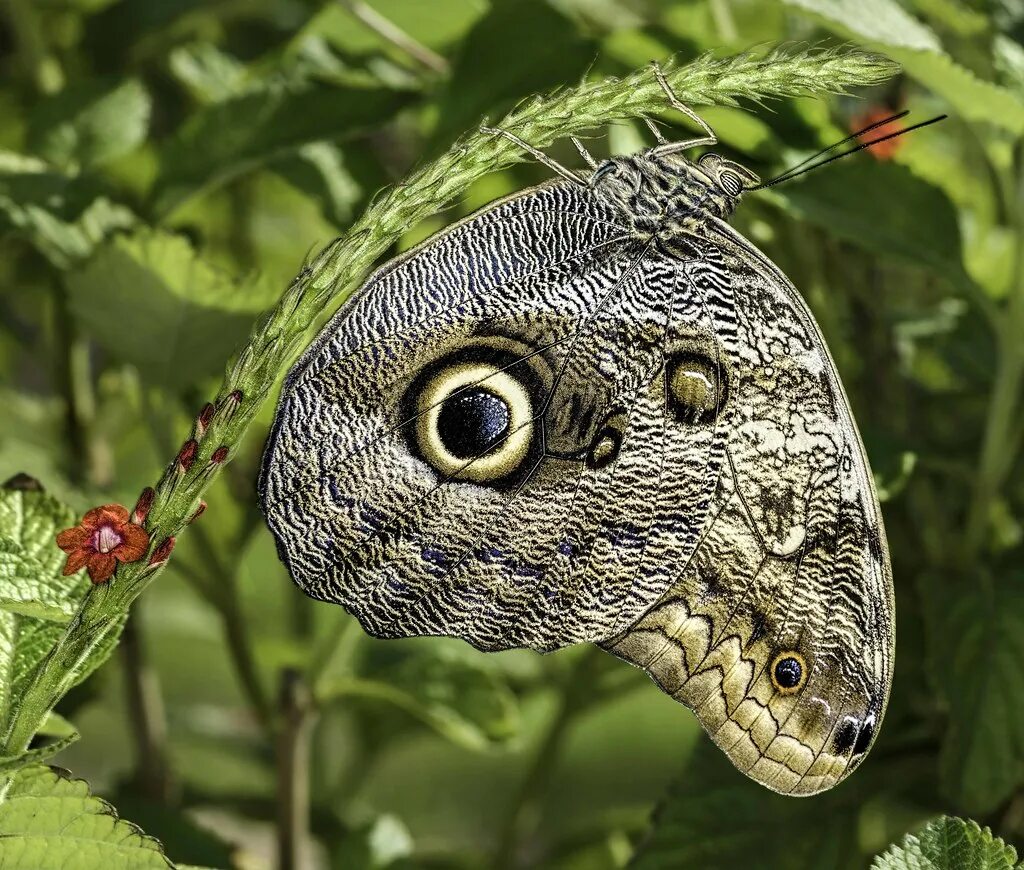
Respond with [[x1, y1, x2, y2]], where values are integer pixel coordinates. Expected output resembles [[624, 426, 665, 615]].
[[1, 0, 1023, 868]]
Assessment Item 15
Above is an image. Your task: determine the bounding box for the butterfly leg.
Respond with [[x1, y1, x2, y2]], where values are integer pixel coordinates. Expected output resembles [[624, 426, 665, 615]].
[[644, 118, 669, 145], [649, 62, 718, 156], [571, 137, 599, 169], [480, 125, 587, 186]]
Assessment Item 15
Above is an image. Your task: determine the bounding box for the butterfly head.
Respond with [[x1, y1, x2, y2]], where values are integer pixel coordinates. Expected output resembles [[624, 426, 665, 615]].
[[590, 150, 760, 239]]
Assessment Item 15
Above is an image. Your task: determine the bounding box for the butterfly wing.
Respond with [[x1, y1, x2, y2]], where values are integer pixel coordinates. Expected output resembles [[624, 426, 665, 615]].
[[602, 217, 893, 796], [259, 182, 733, 652]]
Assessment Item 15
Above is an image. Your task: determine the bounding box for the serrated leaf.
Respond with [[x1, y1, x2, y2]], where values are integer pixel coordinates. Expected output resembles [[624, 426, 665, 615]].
[[872, 816, 1021, 870], [780, 0, 1024, 134], [770, 160, 970, 290], [782, 0, 942, 50], [890, 48, 1024, 135], [0, 157, 136, 269], [64, 229, 279, 388], [0, 766, 172, 869], [0, 486, 123, 759], [926, 579, 1024, 814], [27, 78, 151, 172], [152, 79, 411, 217]]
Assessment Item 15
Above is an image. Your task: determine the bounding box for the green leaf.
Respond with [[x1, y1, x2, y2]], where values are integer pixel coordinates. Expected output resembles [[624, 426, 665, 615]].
[[64, 229, 280, 388], [769, 160, 970, 290], [890, 49, 1024, 135], [781, 0, 942, 50], [872, 817, 1021, 869], [27, 78, 151, 172], [780, 0, 1024, 134], [151, 79, 412, 217], [168, 43, 248, 104], [431, 0, 598, 147], [318, 647, 520, 752], [926, 578, 1024, 814], [0, 153, 136, 269], [0, 485, 122, 761], [631, 739, 928, 870], [0, 766, 172, 869]]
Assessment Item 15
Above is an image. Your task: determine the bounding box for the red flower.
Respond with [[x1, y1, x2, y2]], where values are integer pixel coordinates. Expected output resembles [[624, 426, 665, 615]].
[[56, 504, 150, 584], [850, 107, 905, 161]]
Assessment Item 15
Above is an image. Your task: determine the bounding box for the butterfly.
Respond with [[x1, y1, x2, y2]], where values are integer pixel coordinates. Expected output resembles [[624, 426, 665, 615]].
[[259, 69, 934, 796]]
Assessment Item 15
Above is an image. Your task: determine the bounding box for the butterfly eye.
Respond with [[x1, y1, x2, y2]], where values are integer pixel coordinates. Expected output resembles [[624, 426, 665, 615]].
[[592, 161, 618, 182], [770, 651, 808, 695], [666, 351, 728, 425], [718, 169, 744, 197], [407, 360, 537, 485]]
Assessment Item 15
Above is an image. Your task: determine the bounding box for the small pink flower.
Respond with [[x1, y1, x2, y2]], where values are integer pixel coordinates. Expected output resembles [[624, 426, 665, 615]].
[[56, 505, 150, 584]]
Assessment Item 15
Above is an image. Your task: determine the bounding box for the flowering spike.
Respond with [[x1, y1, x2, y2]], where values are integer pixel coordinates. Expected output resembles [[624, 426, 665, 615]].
[[131, 487, 155, 526], [195, 403, 216, 439], [176, 439, 198, 474], [57, 504, 150, 584], [148, 536, 176, 566]]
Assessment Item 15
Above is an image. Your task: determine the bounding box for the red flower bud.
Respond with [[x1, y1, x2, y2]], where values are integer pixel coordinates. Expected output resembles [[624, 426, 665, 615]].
[[148, 536, 176, 566], [211, 445, 229, 465], [189, 500, 207, 523], [131, 487, 155, 526], [195, 403, 216, 439], [176, 439, 198, 473]]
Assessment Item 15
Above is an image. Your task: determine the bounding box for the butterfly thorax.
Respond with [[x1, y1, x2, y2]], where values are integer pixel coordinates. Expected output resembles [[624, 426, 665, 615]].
[[590, 150, 759, 242]]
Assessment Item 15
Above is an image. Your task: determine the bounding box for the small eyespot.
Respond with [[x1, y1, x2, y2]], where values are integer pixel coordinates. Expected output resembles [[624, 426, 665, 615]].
[[666, 351, 728, 426], [719, 169, 743, 197], [585, 410, 627, 470], [852, 713, 875, 755], [833, 717, 859, 754], [770, 651, 807, 695], [592, 161, 618, 182]]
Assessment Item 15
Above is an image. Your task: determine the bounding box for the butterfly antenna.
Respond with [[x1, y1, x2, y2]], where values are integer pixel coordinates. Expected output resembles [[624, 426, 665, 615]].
[[764, 110, 908, 185], [754, 113, 947, 190]]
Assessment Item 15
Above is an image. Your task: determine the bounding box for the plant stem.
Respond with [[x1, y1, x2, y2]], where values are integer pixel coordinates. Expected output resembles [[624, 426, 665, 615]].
[[962, 147, 1024, 560], [276, 669, 315, 870], [339, 0, 449, 74], [2, 47, 902, 758], [496, 648, 601, 867], [120, 606, 177, 803]]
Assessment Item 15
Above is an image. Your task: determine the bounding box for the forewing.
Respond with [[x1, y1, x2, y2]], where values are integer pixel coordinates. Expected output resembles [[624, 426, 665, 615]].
[[259, 184, 727, 652], [602, 220, 894, 796]]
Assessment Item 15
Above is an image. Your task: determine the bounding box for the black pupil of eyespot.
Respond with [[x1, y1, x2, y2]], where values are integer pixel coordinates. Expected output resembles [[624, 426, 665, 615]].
[[436, 388, 511, 460], [774, 657, 802, 689]]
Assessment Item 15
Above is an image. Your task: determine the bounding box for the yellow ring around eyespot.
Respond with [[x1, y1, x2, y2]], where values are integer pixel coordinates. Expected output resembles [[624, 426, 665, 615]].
[[769, 650, 808, 696], [414, 362, 534, 483]]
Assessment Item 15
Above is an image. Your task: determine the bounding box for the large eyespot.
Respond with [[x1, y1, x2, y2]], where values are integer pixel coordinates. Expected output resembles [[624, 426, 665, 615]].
[[666, 350, 728, 425], [402, 344, 545, 485], [770, 651, 808, 695]]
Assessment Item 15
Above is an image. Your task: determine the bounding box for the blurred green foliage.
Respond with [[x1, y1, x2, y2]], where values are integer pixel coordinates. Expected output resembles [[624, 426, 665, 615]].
[[0, 0, 1023, 868]]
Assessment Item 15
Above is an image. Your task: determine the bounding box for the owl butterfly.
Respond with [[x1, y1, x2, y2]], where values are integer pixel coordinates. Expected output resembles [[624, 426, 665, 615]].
[[260, 72, 937, 795]]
